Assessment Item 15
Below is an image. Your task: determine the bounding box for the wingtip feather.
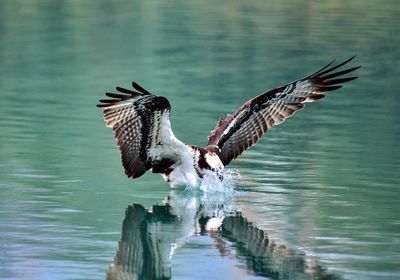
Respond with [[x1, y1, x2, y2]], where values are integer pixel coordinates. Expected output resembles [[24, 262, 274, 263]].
[[317, 56, 358, 77], [116, 86, 137, 95], [324, 76, 358, 85], [131, 82, 151, 95]]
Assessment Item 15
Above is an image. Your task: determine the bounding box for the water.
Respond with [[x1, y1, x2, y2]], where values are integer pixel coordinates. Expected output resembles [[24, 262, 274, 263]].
[[0, 0, 399, 279]]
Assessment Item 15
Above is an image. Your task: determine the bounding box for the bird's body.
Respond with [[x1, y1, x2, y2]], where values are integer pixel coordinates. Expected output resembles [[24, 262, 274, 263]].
[[158, 145, 224, 187], [98, 57, 359, 187]]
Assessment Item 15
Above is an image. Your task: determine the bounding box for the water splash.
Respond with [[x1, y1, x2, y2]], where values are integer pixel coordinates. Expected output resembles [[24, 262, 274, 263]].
[[199, 168, 241, 193], [166, 168, 242, 228]]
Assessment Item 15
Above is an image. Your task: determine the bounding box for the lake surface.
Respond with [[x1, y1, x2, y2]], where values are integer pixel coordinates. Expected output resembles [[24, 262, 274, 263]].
[[0, 1, 399, 279]]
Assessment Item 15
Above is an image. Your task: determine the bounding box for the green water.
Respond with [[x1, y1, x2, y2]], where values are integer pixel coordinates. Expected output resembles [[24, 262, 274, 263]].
[[0, 1, 399, 279]]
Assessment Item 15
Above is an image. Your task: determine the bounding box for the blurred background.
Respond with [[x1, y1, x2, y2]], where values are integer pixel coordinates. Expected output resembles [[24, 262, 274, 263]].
[[0, 1, 399, 279]]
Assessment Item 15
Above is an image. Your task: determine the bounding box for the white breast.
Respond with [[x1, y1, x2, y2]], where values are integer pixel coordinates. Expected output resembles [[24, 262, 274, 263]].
[[164, 147, 199, 187]]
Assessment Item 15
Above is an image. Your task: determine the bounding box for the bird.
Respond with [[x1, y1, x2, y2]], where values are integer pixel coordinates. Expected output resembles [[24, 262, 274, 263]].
[[97, 56, 359, 187]]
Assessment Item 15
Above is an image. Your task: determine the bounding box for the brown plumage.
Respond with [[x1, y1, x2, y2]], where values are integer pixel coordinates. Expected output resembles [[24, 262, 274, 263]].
[[207, 56, 360, 165], [97, 57, 360, 186]]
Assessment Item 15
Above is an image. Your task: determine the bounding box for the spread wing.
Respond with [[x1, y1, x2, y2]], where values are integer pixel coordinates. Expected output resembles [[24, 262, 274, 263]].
[[97, 82, 182, 179], [208, 56, 360, 165]]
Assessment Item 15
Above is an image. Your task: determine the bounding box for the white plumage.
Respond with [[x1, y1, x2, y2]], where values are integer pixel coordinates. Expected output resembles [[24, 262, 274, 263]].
[[98, 57, 359, 187]]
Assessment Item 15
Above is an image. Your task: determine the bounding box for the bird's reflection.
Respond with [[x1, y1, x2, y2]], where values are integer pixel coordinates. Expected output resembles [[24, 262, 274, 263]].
[[106, 203, 175, 280], [106, 187, 341, 280]]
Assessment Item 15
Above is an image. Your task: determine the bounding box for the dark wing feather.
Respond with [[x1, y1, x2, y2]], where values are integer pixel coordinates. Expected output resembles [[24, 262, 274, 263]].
[[97, 82, 176, 179], [208, 57, 360, 165]]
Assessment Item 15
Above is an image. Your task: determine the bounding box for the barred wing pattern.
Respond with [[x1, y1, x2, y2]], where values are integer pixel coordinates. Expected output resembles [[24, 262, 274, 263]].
[[97, 82, 176, 179], [208, 57, 360, 165]]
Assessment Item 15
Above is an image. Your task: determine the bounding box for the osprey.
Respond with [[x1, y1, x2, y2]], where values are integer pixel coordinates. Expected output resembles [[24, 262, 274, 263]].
[[97, 57, 359, 187]]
